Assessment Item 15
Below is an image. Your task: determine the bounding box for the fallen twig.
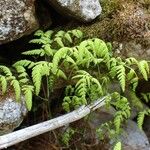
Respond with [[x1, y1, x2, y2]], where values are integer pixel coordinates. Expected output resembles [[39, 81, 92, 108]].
[[0, 96, 106, 149]]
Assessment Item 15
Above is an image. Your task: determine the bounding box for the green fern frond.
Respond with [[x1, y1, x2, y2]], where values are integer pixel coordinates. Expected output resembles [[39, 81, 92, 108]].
[[137, 111, 145, 130], [32, 64, 42, 95], [22, 85, 34, 111], [70, 29, 83, 38], [114, 112, 122, 133], [44, 30, 54, 38], [64, 33, 73, 43], [54, 37, 64, 48], [126, 68, 137, 81], [57, 69, 67, 80], [52, 47, 70, 69], [0, 76, 7, 94], [116, 65, 126, 92], [138, 60, 149, 81], [55, 30, 65, 37], [29, 39, 48, 45], [11, 79, 21, 101], [141, 93, 150, 103], [113, 142, 122, 150], [125, 57, 138, 65], [22, 49, 45, 56], [130, 77, 138, 91], [0, 66, 12, 76], [43, 44, 53, 56], [34, 30, 44, 37], [13, 60, 35, 69]]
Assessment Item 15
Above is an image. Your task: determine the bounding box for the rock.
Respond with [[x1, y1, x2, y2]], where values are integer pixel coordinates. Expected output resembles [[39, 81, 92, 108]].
[[143, 116, 150, 142], [48, 0, 102, 22], [0, 96, 27, 135], [113, 40, 150, 60], [0, 0, 52, 45], [118, 120, 150, 150], [89, 106, 116, 128], [89, 111, 150, 150]]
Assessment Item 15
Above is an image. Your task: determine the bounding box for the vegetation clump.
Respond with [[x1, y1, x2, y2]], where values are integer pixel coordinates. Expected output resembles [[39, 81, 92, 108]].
[[0, 29, 149, 149]]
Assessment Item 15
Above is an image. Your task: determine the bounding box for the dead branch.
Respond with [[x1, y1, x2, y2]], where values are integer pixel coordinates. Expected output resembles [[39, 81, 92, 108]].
[[0, 96, 106, 149]]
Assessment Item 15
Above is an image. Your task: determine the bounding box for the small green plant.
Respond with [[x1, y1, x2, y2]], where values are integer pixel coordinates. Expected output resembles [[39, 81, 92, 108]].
[[0, 29, 149, 148], [113, 141, 122, 150], [61, 127, 75, 146]]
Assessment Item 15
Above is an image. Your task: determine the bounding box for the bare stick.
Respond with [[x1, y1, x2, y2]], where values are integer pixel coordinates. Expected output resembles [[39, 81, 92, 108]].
[[0, 96, 106, 149]]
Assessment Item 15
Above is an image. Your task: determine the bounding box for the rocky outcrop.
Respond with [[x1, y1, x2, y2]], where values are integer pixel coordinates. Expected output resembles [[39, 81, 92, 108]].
[[0, 0, 52, 45], [48, 0, 102, 22], [0, 95, 27, 135]]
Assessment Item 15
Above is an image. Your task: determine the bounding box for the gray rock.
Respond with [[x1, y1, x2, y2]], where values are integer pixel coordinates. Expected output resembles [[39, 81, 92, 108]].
[[143, 116, 150, 142], [88, 108, 150, 150], [48, 0, 102, 22], [0, 96, 27, 135], [119, 120, 150, 150], [0, 0, 52, 45]]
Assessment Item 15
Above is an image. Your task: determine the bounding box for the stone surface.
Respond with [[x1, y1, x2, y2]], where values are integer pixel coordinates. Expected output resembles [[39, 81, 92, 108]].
[[143, 116, 150, 142], [0, 96, 27, 135], [48, 0, 102, 22], [0, 0, 52, 45], [89, 111, 150, 150], [118, 120, 150, 150]]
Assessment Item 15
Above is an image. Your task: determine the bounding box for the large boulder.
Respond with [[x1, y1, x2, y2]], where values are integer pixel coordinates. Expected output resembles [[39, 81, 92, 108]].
[[0, 0, 52, 45], [48, 0, 102, 22]]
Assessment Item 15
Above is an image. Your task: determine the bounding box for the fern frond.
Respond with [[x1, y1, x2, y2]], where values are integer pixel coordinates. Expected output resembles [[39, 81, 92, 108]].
[[32, 64, 42, 95], [116, 65, 126, 92], [70, 29, 83, 38], [22, 85, 34, 111], [44, 30, 54, 38], [57, 69, 67, 80], [29, 39, 47, 45], [55, 30, 65, 37], [13, 60, 35, 69], [138, 60, 149, 81], [43, 44, 53, 56], [125, 57, 138, 65], [126, 68, 137, 81], [141, 93, 150, 103], [11, 79, 21, 101], [54, 37, 64, 48], [64, 33, 73, 43], [0, 66, 12, 76], [137, 111, 145, 130], [22, 49, 45, 56], [0, 76, 7, 94], [113, 142, 122, 150], [130, 77, 138, 91], [114, 112, 122, 133], [52, 47, 70, 69], [34, 30, 44, 37]]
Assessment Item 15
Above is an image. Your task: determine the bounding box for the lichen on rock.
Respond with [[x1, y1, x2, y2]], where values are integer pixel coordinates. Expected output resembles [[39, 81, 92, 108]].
[[0, 95, 27, 135]]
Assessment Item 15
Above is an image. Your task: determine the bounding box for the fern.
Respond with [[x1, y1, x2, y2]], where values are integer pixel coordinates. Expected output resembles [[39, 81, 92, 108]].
[[22, 85, 34, 111], [0, 76, 7, 94], [11, 79, 21, 101], [138, 60, 149, 80], [137, 109, 150, 129], [113, 142, 122, 150], [116, 65, 126, 92]]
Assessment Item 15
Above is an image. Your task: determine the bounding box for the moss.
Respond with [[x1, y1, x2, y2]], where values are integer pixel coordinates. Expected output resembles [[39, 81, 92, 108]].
[[59, 0, 150, 45], [100, 0, 120, 18]]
